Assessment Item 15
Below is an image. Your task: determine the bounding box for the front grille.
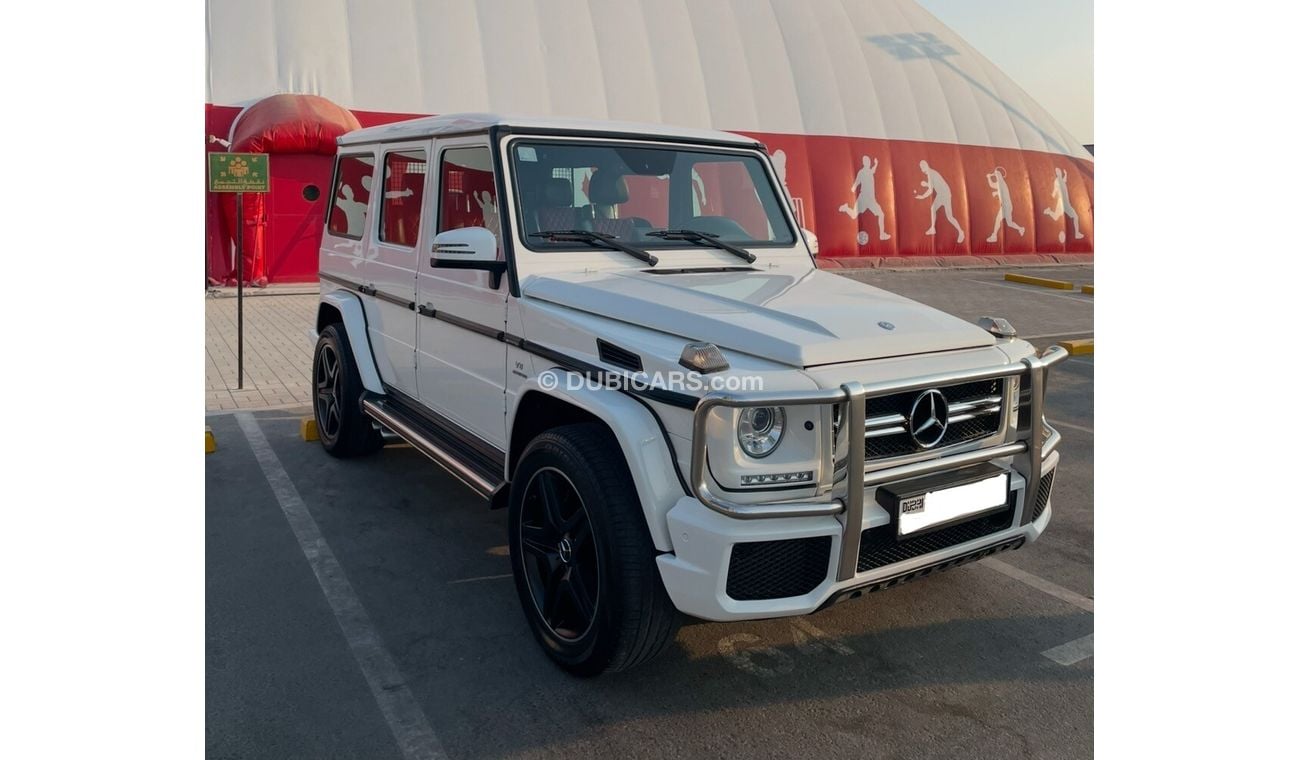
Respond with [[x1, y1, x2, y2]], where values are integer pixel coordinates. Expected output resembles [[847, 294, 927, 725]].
[[726, 536, 832, 601], [862, 378, 1004, 461], [857, 507, 1014, 573], [1032, 469, 1056, 521]]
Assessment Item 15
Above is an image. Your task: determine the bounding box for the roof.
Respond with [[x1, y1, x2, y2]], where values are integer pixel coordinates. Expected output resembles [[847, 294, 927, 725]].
[[336, 113, 763, 148]]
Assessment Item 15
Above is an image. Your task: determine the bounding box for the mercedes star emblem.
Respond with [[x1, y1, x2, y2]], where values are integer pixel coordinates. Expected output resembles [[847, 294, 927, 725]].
[[908, 389, 950, 448]]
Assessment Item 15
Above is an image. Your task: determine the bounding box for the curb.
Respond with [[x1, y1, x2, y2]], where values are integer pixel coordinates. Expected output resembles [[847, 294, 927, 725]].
[[1081, 284, 1094, 295], [1059, 339, 1094, 356], [817, 253, 1094, 271], [205, 402, 314, 417], [1005, 273, 1075, 290], [205, 426, 217, 454], [300, 417, 319, 442]]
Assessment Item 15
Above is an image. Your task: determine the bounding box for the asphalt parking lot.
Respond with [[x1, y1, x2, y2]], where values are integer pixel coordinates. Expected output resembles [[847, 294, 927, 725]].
[[207, 266, 1093, 760]]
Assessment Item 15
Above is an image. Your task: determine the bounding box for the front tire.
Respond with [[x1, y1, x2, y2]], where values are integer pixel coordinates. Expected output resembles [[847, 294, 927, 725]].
[[312, 324, 383, 458], [508, 423, 680, 676]]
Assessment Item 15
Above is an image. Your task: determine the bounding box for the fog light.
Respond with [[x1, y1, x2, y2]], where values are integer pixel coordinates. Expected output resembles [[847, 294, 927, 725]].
[[740, 471, 813, 486]]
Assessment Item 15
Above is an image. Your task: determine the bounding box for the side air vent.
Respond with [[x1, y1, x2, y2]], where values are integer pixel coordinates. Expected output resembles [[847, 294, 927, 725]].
[[597, 339, 643, 372]]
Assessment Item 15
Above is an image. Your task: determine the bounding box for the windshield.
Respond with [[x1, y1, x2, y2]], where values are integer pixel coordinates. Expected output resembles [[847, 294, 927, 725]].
[[509, 140, 796, 251]]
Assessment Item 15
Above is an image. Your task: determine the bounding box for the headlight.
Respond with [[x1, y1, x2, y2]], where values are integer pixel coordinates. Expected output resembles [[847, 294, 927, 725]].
[[737, 406, 786, 458]]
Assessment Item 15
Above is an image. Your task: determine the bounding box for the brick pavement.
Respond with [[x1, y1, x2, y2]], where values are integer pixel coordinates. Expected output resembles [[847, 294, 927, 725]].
[[205, 289, 317, 411]]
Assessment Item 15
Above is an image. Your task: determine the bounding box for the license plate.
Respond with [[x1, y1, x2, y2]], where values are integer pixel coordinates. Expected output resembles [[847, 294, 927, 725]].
[[895, 472, 1010, 536]]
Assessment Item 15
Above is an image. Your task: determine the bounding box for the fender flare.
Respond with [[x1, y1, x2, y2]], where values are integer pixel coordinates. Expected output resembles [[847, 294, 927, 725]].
[[511, 377, 688, 552], [318, 290, 384, 394]]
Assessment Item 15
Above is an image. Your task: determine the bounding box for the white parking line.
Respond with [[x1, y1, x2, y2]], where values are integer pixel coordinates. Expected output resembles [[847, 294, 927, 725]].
[[965, 278, 1096, 304], [981, 558, 1094, 613], [1041, 633, 1094, 666], [236, 413, 448, 760], [447, 573, 512, 585], [981, 559, 1094, 666], [1049, 418, 1094, 435]]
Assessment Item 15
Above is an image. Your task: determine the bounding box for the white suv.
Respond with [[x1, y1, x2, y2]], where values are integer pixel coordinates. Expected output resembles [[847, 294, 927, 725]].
[[313, 114, 1066, 676]]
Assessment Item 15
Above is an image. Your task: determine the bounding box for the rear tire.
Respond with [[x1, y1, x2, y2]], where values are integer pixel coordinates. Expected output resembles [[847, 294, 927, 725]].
[[312, 324, 383, 458], [508, 423, 680, 676]]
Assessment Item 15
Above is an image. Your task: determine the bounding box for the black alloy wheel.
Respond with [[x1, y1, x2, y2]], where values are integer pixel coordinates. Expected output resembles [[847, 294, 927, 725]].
[[518, 467, 599, 641], [507, 423, 680, 676], [315, 341, 343, 440], [311, 324, 383, 458]]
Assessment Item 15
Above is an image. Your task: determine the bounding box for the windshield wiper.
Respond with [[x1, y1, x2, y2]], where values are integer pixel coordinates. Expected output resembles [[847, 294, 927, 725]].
[[529, 230, 658, 266], [645, 229, 757, 263]]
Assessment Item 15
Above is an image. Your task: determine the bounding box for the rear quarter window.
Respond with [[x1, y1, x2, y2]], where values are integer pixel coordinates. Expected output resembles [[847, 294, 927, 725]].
[[327, 154, 375, 239]]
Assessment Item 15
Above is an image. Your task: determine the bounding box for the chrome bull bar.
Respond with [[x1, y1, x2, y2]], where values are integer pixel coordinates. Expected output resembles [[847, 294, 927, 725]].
[[689, 345, 1070, 582]]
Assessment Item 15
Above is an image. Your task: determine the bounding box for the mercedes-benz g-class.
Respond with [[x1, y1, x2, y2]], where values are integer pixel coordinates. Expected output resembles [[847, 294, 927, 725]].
[[312, 114, 1066, 675]]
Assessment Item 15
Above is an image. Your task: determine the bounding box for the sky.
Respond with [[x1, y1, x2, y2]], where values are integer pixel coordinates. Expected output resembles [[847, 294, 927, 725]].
[[917, 0, 1093, 144]]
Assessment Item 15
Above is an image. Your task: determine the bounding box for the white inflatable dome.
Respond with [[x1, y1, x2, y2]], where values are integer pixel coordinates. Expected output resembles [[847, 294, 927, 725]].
[[207, 0, 1093, 265]]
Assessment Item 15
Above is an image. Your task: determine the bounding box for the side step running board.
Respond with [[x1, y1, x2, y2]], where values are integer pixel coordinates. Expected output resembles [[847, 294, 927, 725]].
[[361, 395, 505, 501]]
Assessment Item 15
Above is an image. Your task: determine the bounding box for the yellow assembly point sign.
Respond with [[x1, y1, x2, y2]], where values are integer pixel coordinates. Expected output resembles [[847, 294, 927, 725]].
[[208, 152, 270, 193]]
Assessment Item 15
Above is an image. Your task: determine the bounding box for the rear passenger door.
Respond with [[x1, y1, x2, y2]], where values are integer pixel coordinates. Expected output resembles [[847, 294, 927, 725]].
[[415, 140, 509, 449], [362, 144, 429, 397]]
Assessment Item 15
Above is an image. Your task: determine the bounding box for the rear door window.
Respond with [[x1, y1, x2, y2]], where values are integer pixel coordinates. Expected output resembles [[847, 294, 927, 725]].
[[378, 149, 428, 247]]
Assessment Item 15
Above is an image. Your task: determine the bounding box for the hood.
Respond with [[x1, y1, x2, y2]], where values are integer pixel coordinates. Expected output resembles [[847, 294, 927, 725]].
[[522, 268, 995, 367]]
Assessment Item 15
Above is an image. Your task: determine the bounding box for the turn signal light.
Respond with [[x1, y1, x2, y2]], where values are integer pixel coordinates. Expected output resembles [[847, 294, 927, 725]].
[[679, 342, 730, 374], [977, 316, 1017, 338]]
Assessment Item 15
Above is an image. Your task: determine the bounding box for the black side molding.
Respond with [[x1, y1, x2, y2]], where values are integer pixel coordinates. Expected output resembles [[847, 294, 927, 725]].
[[321, 270, 698, 410]]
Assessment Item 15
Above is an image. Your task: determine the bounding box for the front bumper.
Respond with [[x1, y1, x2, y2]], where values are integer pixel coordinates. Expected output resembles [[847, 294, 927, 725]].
[[657, 450, 1057, 620], [656, 345, 1068, 621]]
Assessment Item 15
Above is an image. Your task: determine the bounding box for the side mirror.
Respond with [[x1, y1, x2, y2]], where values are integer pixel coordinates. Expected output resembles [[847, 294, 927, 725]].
[[431, 226, 498, 262], [801, 227, 819, 257], [430, 226, 507, 289]]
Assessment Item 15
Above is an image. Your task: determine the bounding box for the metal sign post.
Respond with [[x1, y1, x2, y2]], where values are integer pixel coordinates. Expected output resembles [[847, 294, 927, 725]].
[[236, 192, 244, 388], [208, 152, 270, 392]]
